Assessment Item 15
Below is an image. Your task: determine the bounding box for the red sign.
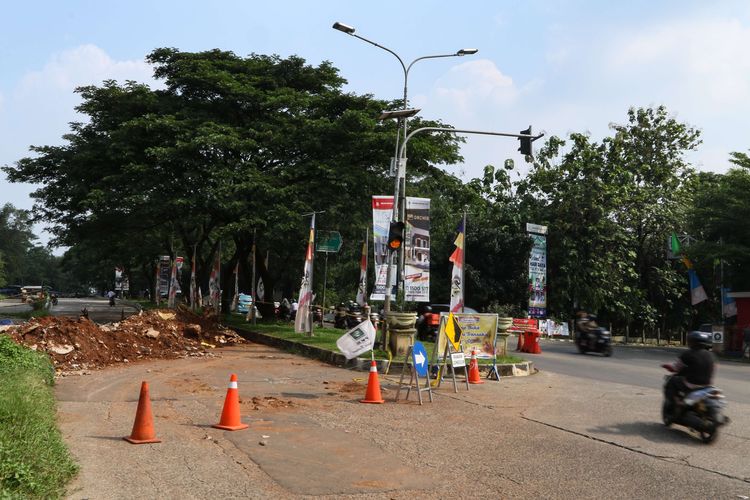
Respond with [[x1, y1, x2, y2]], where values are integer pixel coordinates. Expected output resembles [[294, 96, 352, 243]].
[[507, 318, 539, 333]]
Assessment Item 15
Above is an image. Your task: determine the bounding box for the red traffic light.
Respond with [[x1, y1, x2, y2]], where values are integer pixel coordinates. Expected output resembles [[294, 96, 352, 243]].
[[387, 221, 405, 251]]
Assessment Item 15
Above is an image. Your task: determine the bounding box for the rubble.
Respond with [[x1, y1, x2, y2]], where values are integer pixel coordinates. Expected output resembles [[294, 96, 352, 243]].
[[3, 308, 244, 373]]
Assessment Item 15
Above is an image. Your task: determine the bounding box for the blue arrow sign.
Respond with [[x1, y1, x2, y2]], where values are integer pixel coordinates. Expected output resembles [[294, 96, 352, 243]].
[[412, 341, 428, 377]]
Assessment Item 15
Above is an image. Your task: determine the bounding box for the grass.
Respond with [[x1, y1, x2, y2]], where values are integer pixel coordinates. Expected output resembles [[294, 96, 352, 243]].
[[223, 315, 525, 364], [0, 336, 78, 499]]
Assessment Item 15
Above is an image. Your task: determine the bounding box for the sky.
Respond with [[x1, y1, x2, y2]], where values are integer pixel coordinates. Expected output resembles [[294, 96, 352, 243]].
[[2, 1, 749, 248]]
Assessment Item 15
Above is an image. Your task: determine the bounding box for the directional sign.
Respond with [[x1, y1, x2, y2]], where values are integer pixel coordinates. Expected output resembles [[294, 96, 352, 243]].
[[316, 231, 343, 253], [412, 341, 428, 377]]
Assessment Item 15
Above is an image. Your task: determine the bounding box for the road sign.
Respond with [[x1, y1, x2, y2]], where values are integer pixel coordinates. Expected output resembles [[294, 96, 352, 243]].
[[412, 341, 428, 377], [316, 231, 343, 253]]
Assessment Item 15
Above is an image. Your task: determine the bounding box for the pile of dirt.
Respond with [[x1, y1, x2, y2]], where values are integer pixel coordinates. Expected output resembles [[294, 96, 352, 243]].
[[3, 308, 244, 373]]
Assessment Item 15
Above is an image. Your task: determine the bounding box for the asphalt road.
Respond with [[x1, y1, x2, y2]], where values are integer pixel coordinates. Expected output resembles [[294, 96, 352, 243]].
[[534, 338, 750, 404], [0, 297, 140, 324], [55, 341, 750, 499]]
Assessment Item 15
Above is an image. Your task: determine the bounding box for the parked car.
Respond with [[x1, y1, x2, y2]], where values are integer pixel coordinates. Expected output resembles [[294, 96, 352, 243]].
[[237, 293, 253, 314]]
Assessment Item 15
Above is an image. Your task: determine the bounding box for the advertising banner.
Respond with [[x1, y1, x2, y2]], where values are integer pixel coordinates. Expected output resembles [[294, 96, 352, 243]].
[[527, 224, 547, 318], [404, 197, 430, 302], [295, 214, 315, 333], [436, 313, 499, 360], [507, 318, 539, 335], [158, 256, 171, 297], [370, 196, 395, 301]]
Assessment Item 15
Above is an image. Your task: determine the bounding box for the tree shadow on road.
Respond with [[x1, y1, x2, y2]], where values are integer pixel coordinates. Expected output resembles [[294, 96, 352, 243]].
[[588, 421, 705, 445]]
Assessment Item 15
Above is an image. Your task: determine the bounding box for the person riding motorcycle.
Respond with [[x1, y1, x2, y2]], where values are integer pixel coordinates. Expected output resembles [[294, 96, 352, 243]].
[[575, 311, 599, 349], [662, 330, 715, 416]]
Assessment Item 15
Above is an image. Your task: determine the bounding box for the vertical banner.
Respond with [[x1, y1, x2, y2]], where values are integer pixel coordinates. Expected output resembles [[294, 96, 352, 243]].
[[209, 250, 221, 314], [526, 223, 547, 318], [370, 196, 395, 301], [158, 256, 171, 298], [167, 259, 178, 308], [154, 261, 160, 306], [295, 214, 315, 333], [231, 261, 239, 311], [449, 219, 465, 313], [404, 197, 430, 302], [190, 246, 197, 310], [114, 267, 124, 292], [356, 237, 368, 307]]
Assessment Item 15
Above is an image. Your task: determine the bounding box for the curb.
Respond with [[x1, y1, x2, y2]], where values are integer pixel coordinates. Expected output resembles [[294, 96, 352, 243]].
[[233, 326, 534, 376]]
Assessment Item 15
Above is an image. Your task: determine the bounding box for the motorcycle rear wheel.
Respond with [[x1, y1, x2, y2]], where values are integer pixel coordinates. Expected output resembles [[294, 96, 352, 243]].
[[661, 401, 673, 427]]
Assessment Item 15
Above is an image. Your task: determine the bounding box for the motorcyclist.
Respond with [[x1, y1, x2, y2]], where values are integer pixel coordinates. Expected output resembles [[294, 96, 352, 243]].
[[575, 311, 598, 349], [662, 330, 715, 415]]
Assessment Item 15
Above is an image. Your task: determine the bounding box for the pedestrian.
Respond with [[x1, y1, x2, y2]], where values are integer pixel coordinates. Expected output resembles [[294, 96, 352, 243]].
[[291, 299, 298, 320]]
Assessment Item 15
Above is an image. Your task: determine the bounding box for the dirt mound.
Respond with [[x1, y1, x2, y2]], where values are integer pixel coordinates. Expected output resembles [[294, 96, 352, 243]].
[[3, 309, 244, 373]]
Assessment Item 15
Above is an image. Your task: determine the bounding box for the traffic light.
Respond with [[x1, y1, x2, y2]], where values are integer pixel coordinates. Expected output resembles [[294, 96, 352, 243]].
[[387, 221, 405, 251], [518, 126, 533, 156]]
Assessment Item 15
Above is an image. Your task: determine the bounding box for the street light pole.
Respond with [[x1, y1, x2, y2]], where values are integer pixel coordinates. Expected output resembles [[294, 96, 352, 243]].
[[332, 22, 477, 313]]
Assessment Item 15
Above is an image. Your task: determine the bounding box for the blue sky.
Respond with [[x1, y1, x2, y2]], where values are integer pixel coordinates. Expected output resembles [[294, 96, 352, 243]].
[[2, 1, 749, 245]]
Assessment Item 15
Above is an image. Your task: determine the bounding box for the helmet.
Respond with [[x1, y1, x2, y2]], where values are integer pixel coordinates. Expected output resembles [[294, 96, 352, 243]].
[[687, 331, 712, 350]]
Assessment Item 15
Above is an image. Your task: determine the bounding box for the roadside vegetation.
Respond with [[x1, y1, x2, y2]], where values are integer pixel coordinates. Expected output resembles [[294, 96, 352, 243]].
[[0, 335, 78, 499]]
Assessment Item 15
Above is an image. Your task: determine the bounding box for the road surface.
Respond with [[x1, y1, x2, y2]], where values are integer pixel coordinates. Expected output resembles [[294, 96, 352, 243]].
[[56, 341, 750, 499]]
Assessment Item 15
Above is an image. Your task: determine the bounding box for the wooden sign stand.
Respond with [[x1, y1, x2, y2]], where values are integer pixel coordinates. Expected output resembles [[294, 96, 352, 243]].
[[435, 341, 470, 393], [395, 346, 433, 405]]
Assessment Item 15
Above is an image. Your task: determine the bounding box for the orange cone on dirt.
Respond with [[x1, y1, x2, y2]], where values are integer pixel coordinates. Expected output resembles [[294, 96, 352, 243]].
[[124, 381, 161, 444], [361, 360, 385, 404], [213, 374, 249, 431], [468, 349, 484, 384]]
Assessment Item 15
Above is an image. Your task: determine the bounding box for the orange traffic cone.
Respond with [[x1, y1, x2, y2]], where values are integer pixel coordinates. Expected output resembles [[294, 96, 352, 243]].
[[532, 330, 542, 354], [361, 360, 385, 404], [124, 381, 161, 444], [468, 349, 484, 384], [213, 374, 249, 431]]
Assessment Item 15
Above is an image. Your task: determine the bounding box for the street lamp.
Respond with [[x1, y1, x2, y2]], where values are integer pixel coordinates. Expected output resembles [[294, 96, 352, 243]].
[[332, 21, 478, 313]]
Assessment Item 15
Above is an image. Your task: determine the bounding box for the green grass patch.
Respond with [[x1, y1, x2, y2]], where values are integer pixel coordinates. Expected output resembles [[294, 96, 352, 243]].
[[0, 336, 78, 499], [223, 315, 525, 364], [0, 309, 50, 321]]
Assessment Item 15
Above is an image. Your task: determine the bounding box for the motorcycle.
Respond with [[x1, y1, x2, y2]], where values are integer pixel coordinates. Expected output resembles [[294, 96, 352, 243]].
[[108, 296, 116, 307], [333, 301, 365, 329], [575, 326, 613, 356], [661, 366, 729, 443], [50, 294, 58, 306]]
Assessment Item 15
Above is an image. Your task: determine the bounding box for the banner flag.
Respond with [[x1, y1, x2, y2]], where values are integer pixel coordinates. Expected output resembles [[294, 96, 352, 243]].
[[449, 219, 465, 313], [722, 287, 737, 318], [527, 224, 548, 318], [209, 249, 221, 314], [336, 319, 376, 360], [257, 276, 265, 302], [190, 247, 197, 310], [295, 214, 315, 333], [688, 269, 708, 305], [167, 259, 178, 308], [231, 261, 239, 311], [154, 261, 160, 306], [444, 312, 462, 351], [356, 238, 368, 307], [370, 196, 395, 301], [404, 197, 430, 302]]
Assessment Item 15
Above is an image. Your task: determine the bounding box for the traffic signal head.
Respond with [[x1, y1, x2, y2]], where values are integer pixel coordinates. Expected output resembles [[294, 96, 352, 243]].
[[518, 126, 533, 156], [387, 221, 405, 251]]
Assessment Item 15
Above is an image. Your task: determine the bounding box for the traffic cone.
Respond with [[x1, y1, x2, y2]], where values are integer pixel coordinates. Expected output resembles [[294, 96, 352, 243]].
[[532, 330, 542, 354], [361, 360, 385, 404], [213, 374, 249, 431], [468, 349, 484, 385], [124, 381, 161, 444]]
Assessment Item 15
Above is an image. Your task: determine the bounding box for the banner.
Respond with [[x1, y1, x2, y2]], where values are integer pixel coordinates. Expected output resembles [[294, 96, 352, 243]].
[[527, 224, 547, 318], [208, 251, 221, 314], [295, 214, 315, 333], [231, 261, 239, 312], [167, 259, 178, 308], [114, 267, 124, 291], [436, 313, 499, 360], [336, 320, 376, 360], [449, 219, 465, 313], [356, 239, 368, 307], [371, 196, 395, 301], [158, 256, 171, 297], [190, 247, 197, 310], [544, 319, 570, 336], [404, 197, 430, 302]]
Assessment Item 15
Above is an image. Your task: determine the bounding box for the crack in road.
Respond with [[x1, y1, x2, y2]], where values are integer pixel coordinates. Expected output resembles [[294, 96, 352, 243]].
[[521, 414, 750, 484]]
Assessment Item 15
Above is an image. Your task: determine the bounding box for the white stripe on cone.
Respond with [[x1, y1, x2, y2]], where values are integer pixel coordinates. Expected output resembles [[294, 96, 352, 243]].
[[228, 381, 238, 389]]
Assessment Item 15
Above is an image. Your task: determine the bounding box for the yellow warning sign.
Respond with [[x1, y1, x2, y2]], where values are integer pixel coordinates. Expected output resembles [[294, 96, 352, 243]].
[[444, 312, 462, 351]]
